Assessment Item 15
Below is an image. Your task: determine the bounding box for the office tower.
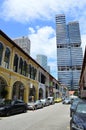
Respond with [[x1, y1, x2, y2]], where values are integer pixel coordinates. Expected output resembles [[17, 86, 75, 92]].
[[46, 66, 50, 73], [36, 54, 50, 73], [68, 21, 81, 44], [14, 36, 31, 55], [56, 14, 83, 90], [56, 14, 68, 45]]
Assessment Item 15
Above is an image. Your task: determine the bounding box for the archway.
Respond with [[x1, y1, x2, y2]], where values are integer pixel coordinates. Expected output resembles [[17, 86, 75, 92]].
[[39, 88, 43, 99], [0, 76, 7, 99], [12, 81, 24, 100], [46, 86, 48, 98], [29, 85, 36, 102]]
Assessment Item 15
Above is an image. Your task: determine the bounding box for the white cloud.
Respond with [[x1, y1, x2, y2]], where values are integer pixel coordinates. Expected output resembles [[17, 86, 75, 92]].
[[1, 0, 86, 23], [1, 0, 86, 36], [28, 27, 35, 34], [28, 26, 57, 77], [28, 26, 56, 58], [81, 34, 86, 55], [1, 0, 86, 79]]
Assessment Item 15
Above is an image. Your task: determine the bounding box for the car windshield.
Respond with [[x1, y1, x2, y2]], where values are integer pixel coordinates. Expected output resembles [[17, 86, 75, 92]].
[[65, 98, 70, 100], [76, 103, 86, 114], [72, 101, 79, 106], [48, 97, 53, 100], [41, 99, 45, 101], [35, 100, 40, 103]]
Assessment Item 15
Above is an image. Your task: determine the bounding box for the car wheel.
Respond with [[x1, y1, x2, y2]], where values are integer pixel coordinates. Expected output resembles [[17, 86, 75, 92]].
[[34, 106, 36, 110], [70, 111, 72, 117], [35, 105, 37, 109], [23, 108, 27, 113], [70, 113, 72, 117], [6, 111, 10, 116], [72, 112, 74, 117], [70, 119, 72, 130]]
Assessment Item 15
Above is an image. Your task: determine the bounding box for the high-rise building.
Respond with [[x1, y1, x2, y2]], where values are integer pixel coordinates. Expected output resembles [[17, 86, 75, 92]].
[[36, 54, 50, 73], [56, 14, 68, 45], [14, 36, 31, 55], [46, 66, 50, 73], [55, 14, 83, 90], [67, 21, 81, 44]]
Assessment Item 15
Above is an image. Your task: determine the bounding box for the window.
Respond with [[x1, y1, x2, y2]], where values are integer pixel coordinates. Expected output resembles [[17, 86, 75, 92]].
[[19, 57, 23, 74], [13, 54, 19, 72], [0, 42, 4, 65], [28, 64, 31, 78], [23, 61, 27, 76], [33, 68, 37, 80], [4, 47, 10, 68], [31, 66, 34, 79]]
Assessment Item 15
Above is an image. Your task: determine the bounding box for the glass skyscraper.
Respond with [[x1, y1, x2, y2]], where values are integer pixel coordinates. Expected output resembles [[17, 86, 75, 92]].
[[36, 54, 50, 73], [56, 14, 83, 90]]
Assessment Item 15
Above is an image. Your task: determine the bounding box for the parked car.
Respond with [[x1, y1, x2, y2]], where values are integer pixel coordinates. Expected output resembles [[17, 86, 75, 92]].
[[54, 97, 62, 103], [70, 96, 80, 104], [70, 99, 82, 117], [70, 101, 86, 130], [0, 99, 27, 116], [27, 102, 36, 110], [47, 97, 54, 105], [40, 99, 50, 107], [27, 100, 43, 110], [62, 97, 71, 104]]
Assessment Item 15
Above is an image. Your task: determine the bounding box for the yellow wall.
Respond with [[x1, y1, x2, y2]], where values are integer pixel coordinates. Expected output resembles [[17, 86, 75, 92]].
[[0, 66, 38, 103], [0, 31, 60, 103]]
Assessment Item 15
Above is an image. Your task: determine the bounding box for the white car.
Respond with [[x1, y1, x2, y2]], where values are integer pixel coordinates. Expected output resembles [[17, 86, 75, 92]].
[[47, 97, 54, 105], [40, 99, 50, 106], [62, 98, 71, 104]]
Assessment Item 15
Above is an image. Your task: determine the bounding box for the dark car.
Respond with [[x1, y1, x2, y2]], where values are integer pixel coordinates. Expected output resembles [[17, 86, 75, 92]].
[[70, 97, 81, 104], [0, 99, 27, 116], [70, 99, 82, 117], [27, 100, 43, 110], [70, 101, 86, 130]]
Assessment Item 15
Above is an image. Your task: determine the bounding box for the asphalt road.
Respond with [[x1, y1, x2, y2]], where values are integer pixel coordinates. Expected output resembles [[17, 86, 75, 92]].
[[0, 102, 71, 130]]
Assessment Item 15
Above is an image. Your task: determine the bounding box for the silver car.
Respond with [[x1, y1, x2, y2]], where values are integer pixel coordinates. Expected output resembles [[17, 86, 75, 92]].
[[27, 100, 43, 110], [47, 97, 54, 105], [62, 98, 71, 104], [40, 99, 50, 107]]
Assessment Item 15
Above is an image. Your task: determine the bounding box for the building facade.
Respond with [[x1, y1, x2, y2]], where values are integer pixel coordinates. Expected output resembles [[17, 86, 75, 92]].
[[55, 14, 83, 90], [0, 30, 60, 103], [14, 36, 31, 55], [79, 47, 86, 98]]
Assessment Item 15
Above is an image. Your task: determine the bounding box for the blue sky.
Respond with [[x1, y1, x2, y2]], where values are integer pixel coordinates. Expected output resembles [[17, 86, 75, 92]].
[[0, 0, 86, 79]]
